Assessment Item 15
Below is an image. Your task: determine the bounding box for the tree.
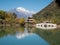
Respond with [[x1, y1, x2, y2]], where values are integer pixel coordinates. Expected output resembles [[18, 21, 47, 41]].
[[19, 18, 25, 26], [0, 10, 6, 20], [13, 13, 17, 18]]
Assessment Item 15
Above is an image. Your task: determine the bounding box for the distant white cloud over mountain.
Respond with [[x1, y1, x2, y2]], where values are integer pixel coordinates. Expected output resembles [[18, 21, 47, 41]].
[[9, 7, 36, 19]]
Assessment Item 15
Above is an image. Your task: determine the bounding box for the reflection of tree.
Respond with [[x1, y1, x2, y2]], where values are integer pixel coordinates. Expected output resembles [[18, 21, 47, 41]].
[[35, 28, 60, 45], [0, 26, 25, 38], [26, 27, 36, 33], [0, 30, 7, 38], [0, 26, 18, 38], [18, 26, 25, 33], [16, 28, 34, 39]]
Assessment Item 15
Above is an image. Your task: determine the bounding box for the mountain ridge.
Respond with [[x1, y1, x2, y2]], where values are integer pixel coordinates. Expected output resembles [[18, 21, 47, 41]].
[[33, 0, 60, 24]]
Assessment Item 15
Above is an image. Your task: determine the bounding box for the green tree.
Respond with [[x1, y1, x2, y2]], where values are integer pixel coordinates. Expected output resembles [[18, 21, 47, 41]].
[[0, 10, 6, 20]]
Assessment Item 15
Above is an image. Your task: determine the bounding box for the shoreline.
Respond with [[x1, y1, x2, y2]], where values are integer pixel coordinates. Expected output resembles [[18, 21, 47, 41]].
[[57, 25, 60, 28], [0, 24, 60, 28]]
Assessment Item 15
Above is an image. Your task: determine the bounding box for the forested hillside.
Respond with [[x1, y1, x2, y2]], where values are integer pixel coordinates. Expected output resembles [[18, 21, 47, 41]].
[[0, 10, 25, 26], [33, 0, 60, 24]]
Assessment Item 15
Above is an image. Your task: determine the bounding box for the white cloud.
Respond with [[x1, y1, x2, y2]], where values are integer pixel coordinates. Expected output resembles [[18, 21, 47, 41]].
[[17, 7, 26, 12], [16, 7, 36, 14], [9, 7, 36, 19]]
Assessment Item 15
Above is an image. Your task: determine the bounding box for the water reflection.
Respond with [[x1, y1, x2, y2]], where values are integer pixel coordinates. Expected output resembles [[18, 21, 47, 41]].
[[0, 26, 54, 45], [16, 28, 34, 39], [35, 28, 60, 45]]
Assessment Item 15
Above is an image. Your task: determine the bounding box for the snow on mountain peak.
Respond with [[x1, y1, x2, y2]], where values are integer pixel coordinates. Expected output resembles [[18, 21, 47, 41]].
[[9, 7, 36, 19], [16, 7, 26, 12], [16, 7, 35, 14]]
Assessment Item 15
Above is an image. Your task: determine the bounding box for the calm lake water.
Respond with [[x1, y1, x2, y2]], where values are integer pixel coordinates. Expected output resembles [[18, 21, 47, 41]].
[[0, 26, 60, 45]]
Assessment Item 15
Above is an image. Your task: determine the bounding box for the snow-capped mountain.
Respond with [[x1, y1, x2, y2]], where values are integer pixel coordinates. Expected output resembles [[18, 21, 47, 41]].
[[9, 7, 36, 19]]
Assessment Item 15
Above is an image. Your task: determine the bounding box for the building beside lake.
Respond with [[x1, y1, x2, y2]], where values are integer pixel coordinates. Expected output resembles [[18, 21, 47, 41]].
[[25, 17, 36, 24], [25, 17, 36, 27]]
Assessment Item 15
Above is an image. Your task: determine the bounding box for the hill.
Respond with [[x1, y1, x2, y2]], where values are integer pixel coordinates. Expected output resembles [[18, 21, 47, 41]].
[[33, 0, 60, 24]]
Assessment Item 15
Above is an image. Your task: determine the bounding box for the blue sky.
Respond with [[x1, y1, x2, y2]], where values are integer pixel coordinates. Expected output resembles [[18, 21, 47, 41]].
[[0, 0, 53, 12]]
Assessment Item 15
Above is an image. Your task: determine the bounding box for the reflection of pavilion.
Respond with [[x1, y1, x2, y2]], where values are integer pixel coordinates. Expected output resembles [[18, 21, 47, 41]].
[[16, 28, 34, 39]]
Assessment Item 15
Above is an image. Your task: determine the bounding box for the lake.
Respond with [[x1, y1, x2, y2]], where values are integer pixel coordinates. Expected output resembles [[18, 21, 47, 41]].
[[0, 26, 60, 45]]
